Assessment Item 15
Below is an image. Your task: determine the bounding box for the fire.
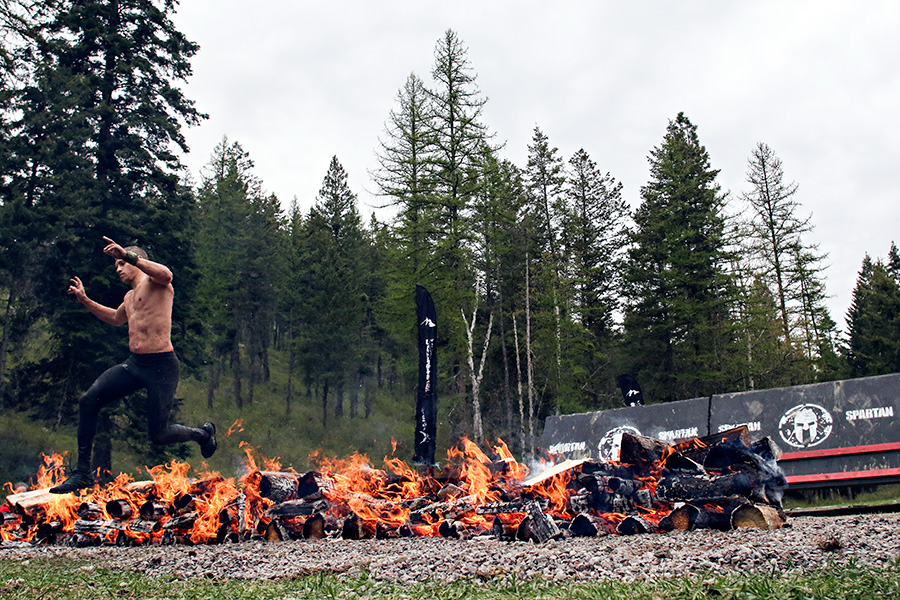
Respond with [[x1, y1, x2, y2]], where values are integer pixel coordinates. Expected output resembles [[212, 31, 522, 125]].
[[2, 428, 786, 545]]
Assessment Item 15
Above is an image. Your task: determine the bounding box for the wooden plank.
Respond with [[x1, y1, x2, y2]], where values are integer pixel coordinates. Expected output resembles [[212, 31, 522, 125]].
[[521, 458, 587, 487]]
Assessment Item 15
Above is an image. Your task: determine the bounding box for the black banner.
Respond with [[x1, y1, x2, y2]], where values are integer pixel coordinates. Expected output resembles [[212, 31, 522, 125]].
[[414, 285, 437, 465], [616, 374, 644, 406], [542, 373, 900, 488]]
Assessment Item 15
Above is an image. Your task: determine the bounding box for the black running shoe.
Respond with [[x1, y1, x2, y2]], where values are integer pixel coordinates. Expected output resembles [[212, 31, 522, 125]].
[[49, 470, 94, 494], [200, 421, 217, 458]]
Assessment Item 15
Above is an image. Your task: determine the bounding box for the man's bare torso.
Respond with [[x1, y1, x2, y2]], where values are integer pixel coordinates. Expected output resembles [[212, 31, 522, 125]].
[[123, 277, 174, 354]]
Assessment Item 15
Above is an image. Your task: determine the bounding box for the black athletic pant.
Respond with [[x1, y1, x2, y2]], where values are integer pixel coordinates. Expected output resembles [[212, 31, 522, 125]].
[[76, 351, 203, 473]]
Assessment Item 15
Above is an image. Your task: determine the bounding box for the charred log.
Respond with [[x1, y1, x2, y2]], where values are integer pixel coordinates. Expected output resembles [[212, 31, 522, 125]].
[[266, 499, 329, 519], [656, 473, 752, 502], [258, 472, 300, 503], [569, 513, 617, 537], [618, 432, 671, 467], [295, 471, 335, 501], [523, 500, 562, 543], [265, 518, 295, 542], [75, 502, 103, 520], [616, 515, 656, 535], [139, 501, 167, 521], [105, 499, 134, 520]]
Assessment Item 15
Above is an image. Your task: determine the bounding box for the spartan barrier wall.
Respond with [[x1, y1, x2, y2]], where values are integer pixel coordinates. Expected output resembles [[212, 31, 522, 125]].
[[541, 373, 900, 489]]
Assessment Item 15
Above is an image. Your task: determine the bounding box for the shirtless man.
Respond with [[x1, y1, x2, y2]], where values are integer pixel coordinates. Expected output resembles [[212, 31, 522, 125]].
[[50, 236, 216, 494]]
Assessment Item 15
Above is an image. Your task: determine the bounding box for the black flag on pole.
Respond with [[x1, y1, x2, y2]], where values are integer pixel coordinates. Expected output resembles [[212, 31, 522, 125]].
[[616, 374, 644, 407], [414, 285, 437, 465]]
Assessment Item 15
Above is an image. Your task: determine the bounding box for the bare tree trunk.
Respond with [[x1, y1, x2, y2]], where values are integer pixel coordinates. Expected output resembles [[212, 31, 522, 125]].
[[462, 305, 493, 445], [349, 370, 359, 418], [0, 287, 16, 400], [335, 381, 344, 418], [525, 252, 536, 453], [206, 358, 220, 410], [285, 348, 295, 416], [321, 380, 329, 427], [231, 342, 243, 410], [512, 313, 526, 456]]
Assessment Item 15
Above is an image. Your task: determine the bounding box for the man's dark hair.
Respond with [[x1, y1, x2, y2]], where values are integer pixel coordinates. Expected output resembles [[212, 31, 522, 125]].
[[124, 246, 148, 259]]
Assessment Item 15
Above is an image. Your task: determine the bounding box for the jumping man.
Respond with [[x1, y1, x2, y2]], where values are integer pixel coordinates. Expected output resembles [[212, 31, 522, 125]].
[[50, 236, 216, 494]]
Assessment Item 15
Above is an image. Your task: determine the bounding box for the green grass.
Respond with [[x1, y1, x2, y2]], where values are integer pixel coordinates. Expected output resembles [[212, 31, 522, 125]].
[[783, 484, 900, 510], [0, 556, 898, 599]]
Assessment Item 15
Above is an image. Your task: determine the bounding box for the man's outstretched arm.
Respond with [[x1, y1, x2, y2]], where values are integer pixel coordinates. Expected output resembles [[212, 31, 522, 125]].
[[68, 276, 127, 326]]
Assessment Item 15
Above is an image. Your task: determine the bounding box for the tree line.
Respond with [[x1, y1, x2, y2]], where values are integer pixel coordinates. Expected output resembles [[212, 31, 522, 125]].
[[1, 4, 898, 467]]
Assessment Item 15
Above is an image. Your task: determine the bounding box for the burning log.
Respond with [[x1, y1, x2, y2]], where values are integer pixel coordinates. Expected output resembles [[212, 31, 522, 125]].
[[408, 494, 479, 523], [172, 493, 197, 514], [340, 513, 375, 540], [295, 471, 334, 501], [125, 518, 160, 535], [436, 483, 465, 502], [162, 511, 197, 532], [491, 515, 520, 541], [302, 513, 327, 539], [6, 489, 55, 516], [662, 453, 706, 474], [265, 518, 295, 542], [218, 494, 247, 534], [139, 501, 168, 521], [618, 432, 671, 467], [257, 472, 300, 503], [569, 513, 618, 537], [656, 473, 752, 502], [76, 502, 103, 520], [34, 519, 64, 543], [266, 499, 330, 520], [476, 498, 547, 515], [73, 518, 124, 537], [438, 519, 481, 540], [616, 515, 657, 535], [665, 499, 749, 531], [105, 499, 134, 520], [0, 511, 22, 527], [521, 500, 562, 543]]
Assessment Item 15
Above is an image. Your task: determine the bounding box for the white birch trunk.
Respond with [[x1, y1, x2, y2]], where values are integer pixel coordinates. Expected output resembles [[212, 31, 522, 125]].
[[462, 306, 493, 445]]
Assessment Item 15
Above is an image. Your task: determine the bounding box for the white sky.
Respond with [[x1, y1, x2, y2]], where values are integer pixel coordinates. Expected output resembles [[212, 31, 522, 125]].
[[171, 0, 900, 332]]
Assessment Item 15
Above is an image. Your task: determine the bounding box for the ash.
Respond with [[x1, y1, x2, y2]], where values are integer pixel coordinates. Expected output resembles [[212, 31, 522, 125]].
[[3, 513, 899, 583]]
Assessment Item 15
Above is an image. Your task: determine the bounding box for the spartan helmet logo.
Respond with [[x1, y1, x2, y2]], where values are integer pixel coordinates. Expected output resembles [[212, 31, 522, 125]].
[[779, 403, 833, 448], [598, 425, 641, 461]]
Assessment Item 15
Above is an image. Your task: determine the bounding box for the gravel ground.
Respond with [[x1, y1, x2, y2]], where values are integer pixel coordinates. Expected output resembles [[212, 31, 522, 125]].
[[2, 513, 899, 583]]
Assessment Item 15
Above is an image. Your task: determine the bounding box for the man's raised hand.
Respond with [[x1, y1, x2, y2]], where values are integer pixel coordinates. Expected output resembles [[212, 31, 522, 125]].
[[68, 276, 86, 301], [102, 236, 126, 260]]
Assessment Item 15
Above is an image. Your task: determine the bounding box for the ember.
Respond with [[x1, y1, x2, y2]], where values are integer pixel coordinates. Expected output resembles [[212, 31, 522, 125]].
[[1, 427, 786, 547]]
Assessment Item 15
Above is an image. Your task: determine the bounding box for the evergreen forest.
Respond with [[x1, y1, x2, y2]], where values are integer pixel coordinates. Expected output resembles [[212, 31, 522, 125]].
[[1, 2, 898, 484]]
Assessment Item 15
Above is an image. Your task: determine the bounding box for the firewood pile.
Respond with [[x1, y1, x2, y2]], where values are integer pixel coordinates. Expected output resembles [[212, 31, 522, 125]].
[[1, 427, 787, 547]]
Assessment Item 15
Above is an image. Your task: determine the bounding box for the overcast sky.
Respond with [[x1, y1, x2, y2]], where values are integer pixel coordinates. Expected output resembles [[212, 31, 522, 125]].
[[171, 1, 900, 331]]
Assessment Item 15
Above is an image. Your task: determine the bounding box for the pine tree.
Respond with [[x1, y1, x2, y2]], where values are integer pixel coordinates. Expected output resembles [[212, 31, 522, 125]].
[[372, 72, 436, 277], [298, 156, 368, 425], [523, 126, 566, 413], [623, 113, 737, 402], [739, 142, 837, 382], [844, 247, 900, 377], [561, 148, 629, 407], [195, 138, 282, 409]]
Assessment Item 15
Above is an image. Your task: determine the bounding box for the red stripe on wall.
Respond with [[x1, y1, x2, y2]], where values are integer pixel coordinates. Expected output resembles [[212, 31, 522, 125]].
[[785, 467, 900, 484], [779, 441, 900, 461]]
